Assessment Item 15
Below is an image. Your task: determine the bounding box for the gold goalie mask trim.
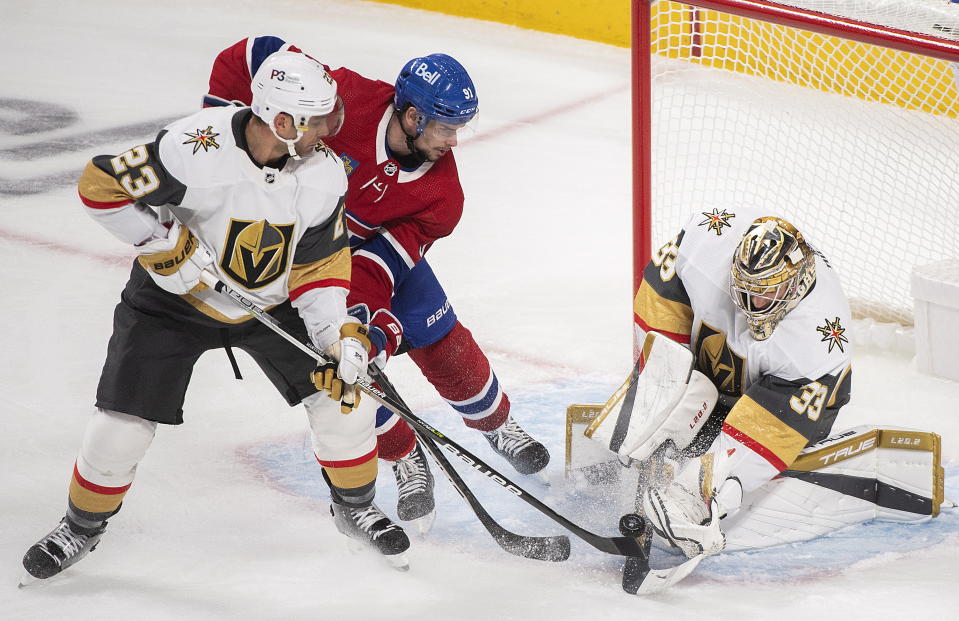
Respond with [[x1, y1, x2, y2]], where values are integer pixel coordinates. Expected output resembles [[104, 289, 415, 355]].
[[730, 217, 816, 340]]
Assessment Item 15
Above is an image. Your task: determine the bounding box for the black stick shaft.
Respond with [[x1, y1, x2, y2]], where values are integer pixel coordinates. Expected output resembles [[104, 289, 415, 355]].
[[202, 272, 647, 559]]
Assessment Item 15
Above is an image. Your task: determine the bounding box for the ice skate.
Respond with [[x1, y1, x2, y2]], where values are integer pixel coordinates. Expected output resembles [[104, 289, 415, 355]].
[[482, 416, 550, 476], [330, 501, 410, 570], [21, 517, 107, 585], [392, 443, 436, 535]]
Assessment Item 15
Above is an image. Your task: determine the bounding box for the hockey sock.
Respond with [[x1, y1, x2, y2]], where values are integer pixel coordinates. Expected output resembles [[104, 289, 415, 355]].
[[375, 406, 417, 461], [408, 321, 510, 432]]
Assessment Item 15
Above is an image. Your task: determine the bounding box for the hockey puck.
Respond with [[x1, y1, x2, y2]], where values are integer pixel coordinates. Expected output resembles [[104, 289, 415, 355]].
[[619, 513, 645, 536]]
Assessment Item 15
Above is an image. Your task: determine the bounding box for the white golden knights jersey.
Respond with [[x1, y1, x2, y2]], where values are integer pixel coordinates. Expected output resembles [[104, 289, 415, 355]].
[[78, 106, 351, 324], [633, 208, 853, 483]]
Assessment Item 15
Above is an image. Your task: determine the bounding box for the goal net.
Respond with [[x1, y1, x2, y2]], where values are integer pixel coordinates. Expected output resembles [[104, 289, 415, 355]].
[[633, 0, 959, 331]]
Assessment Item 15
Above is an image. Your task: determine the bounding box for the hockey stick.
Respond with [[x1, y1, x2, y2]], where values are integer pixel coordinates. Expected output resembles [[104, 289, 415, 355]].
[[196, 271, 569, 562], [197, 271, 649, 561], [369, 368, 570, 562]]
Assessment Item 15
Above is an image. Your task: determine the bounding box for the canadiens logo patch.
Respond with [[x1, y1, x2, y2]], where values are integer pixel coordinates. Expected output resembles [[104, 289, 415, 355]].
[[220, 219, 295, 290], [339, 153, 359, 177], [698, 208, 735, 235], [183, 126, 221, 154], [816, 317, 848, 353]]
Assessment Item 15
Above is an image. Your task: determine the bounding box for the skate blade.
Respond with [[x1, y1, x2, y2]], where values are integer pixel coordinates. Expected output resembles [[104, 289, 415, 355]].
[[18, 571, 41, 588], [385, 553, 410, 572], [411, 510, 436, 537]]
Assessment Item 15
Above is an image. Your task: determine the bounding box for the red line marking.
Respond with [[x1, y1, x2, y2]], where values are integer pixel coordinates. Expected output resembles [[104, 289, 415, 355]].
[[0, 229, 132, 268]]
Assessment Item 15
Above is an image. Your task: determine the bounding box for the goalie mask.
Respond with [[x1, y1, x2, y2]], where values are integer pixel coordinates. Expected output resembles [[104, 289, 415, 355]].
[[730, 217, 816, 340]]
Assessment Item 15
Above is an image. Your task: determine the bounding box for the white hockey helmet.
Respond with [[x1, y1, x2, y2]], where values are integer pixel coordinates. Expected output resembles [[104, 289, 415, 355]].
[[729, 217, 816, 340], [250, 51, 344, 158]]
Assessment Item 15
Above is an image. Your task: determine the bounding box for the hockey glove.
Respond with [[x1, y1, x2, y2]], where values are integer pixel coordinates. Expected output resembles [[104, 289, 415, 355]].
[[312, 322, 372, 414], [136, 221, 214, 295], [347, 304, 403, 368]]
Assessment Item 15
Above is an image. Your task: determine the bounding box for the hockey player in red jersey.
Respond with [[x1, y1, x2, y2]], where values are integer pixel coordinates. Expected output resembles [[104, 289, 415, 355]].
[[203, 36, 551, 526], [22, 52, 411, 583]]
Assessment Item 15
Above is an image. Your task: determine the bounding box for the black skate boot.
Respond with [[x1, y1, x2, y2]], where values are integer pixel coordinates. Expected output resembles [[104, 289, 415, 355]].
[[330, 501, 410, 570], [21, 517, 107, 585], [392, 443, 436, 533], [483, 416, 550, 475]]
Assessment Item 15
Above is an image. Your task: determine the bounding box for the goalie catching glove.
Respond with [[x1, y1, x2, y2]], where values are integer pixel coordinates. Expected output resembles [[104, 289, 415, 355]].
[[642, 451, 742, 559], [312, 322, 372, 414], [136, 220, 214, 295]]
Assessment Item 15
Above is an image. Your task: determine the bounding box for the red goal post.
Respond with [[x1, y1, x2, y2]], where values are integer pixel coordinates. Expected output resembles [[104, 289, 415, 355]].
[[631, 0, 959, 330]]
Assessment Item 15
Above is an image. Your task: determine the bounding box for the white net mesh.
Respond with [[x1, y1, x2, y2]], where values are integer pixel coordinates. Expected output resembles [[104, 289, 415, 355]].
[[648, 0, 959, 326]]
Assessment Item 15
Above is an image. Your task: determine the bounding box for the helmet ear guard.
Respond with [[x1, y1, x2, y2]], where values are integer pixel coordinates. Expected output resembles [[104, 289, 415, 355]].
[[730, 217, 816, 340]]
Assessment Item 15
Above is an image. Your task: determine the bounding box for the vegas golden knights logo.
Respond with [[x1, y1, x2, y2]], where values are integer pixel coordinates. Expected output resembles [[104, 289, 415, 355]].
[[221, 219, 295, 289], [694, 322, 746, 396]]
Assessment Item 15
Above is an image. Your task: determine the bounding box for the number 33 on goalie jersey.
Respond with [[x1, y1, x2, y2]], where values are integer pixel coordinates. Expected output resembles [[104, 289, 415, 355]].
[[77, 106, 351, 323], [634, 207, 853, 472]]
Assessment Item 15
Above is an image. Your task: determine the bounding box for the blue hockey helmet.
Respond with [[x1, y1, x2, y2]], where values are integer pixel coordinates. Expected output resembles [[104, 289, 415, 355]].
[[394, 54, 478, 135]]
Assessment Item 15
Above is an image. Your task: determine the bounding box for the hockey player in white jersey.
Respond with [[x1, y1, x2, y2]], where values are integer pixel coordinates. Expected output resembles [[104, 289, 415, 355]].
[[22, 52, 410, 584]]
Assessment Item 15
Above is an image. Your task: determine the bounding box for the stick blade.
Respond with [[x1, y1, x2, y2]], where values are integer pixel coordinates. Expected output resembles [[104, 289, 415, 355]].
[[492, 529, 571, 562]]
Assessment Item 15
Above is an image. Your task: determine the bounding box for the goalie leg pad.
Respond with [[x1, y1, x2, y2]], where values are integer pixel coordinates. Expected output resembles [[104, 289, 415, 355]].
[[721, 425, 948, 551]]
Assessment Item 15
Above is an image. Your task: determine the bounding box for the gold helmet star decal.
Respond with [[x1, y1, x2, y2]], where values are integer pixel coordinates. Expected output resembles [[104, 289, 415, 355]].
[[183, 126, 221, 154], [699, 208, 736, 235], [816, 317, 848, 353]]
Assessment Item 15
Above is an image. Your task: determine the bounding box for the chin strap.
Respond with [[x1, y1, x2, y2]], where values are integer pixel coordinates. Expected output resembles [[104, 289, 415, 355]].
[[270, 125, 304, 161], [398, 114, 427, 165]]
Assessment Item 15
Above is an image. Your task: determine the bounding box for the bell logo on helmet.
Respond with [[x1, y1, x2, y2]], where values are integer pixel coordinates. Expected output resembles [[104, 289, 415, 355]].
[[414, 62, 441, 85]]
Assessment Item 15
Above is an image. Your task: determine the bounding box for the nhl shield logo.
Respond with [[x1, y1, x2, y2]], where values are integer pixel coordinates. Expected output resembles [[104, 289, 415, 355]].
[[220, 219, 295, 289], [384, 162, 398, 176]]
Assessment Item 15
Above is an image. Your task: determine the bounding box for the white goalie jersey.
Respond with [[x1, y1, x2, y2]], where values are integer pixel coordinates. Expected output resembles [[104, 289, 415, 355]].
[[633, 207, 852, 490], [78, 106, 352, 327]]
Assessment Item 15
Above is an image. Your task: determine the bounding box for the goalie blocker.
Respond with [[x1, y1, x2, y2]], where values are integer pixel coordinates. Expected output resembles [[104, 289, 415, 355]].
[[569, 333, 949, 556]]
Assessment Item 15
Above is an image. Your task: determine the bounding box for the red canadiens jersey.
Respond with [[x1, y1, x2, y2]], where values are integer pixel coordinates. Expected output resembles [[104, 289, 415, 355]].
[[206, 37, 465, 312]]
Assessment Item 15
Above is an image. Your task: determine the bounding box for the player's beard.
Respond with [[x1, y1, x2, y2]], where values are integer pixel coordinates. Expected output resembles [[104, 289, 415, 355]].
[[411, 137, 445, 162]]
